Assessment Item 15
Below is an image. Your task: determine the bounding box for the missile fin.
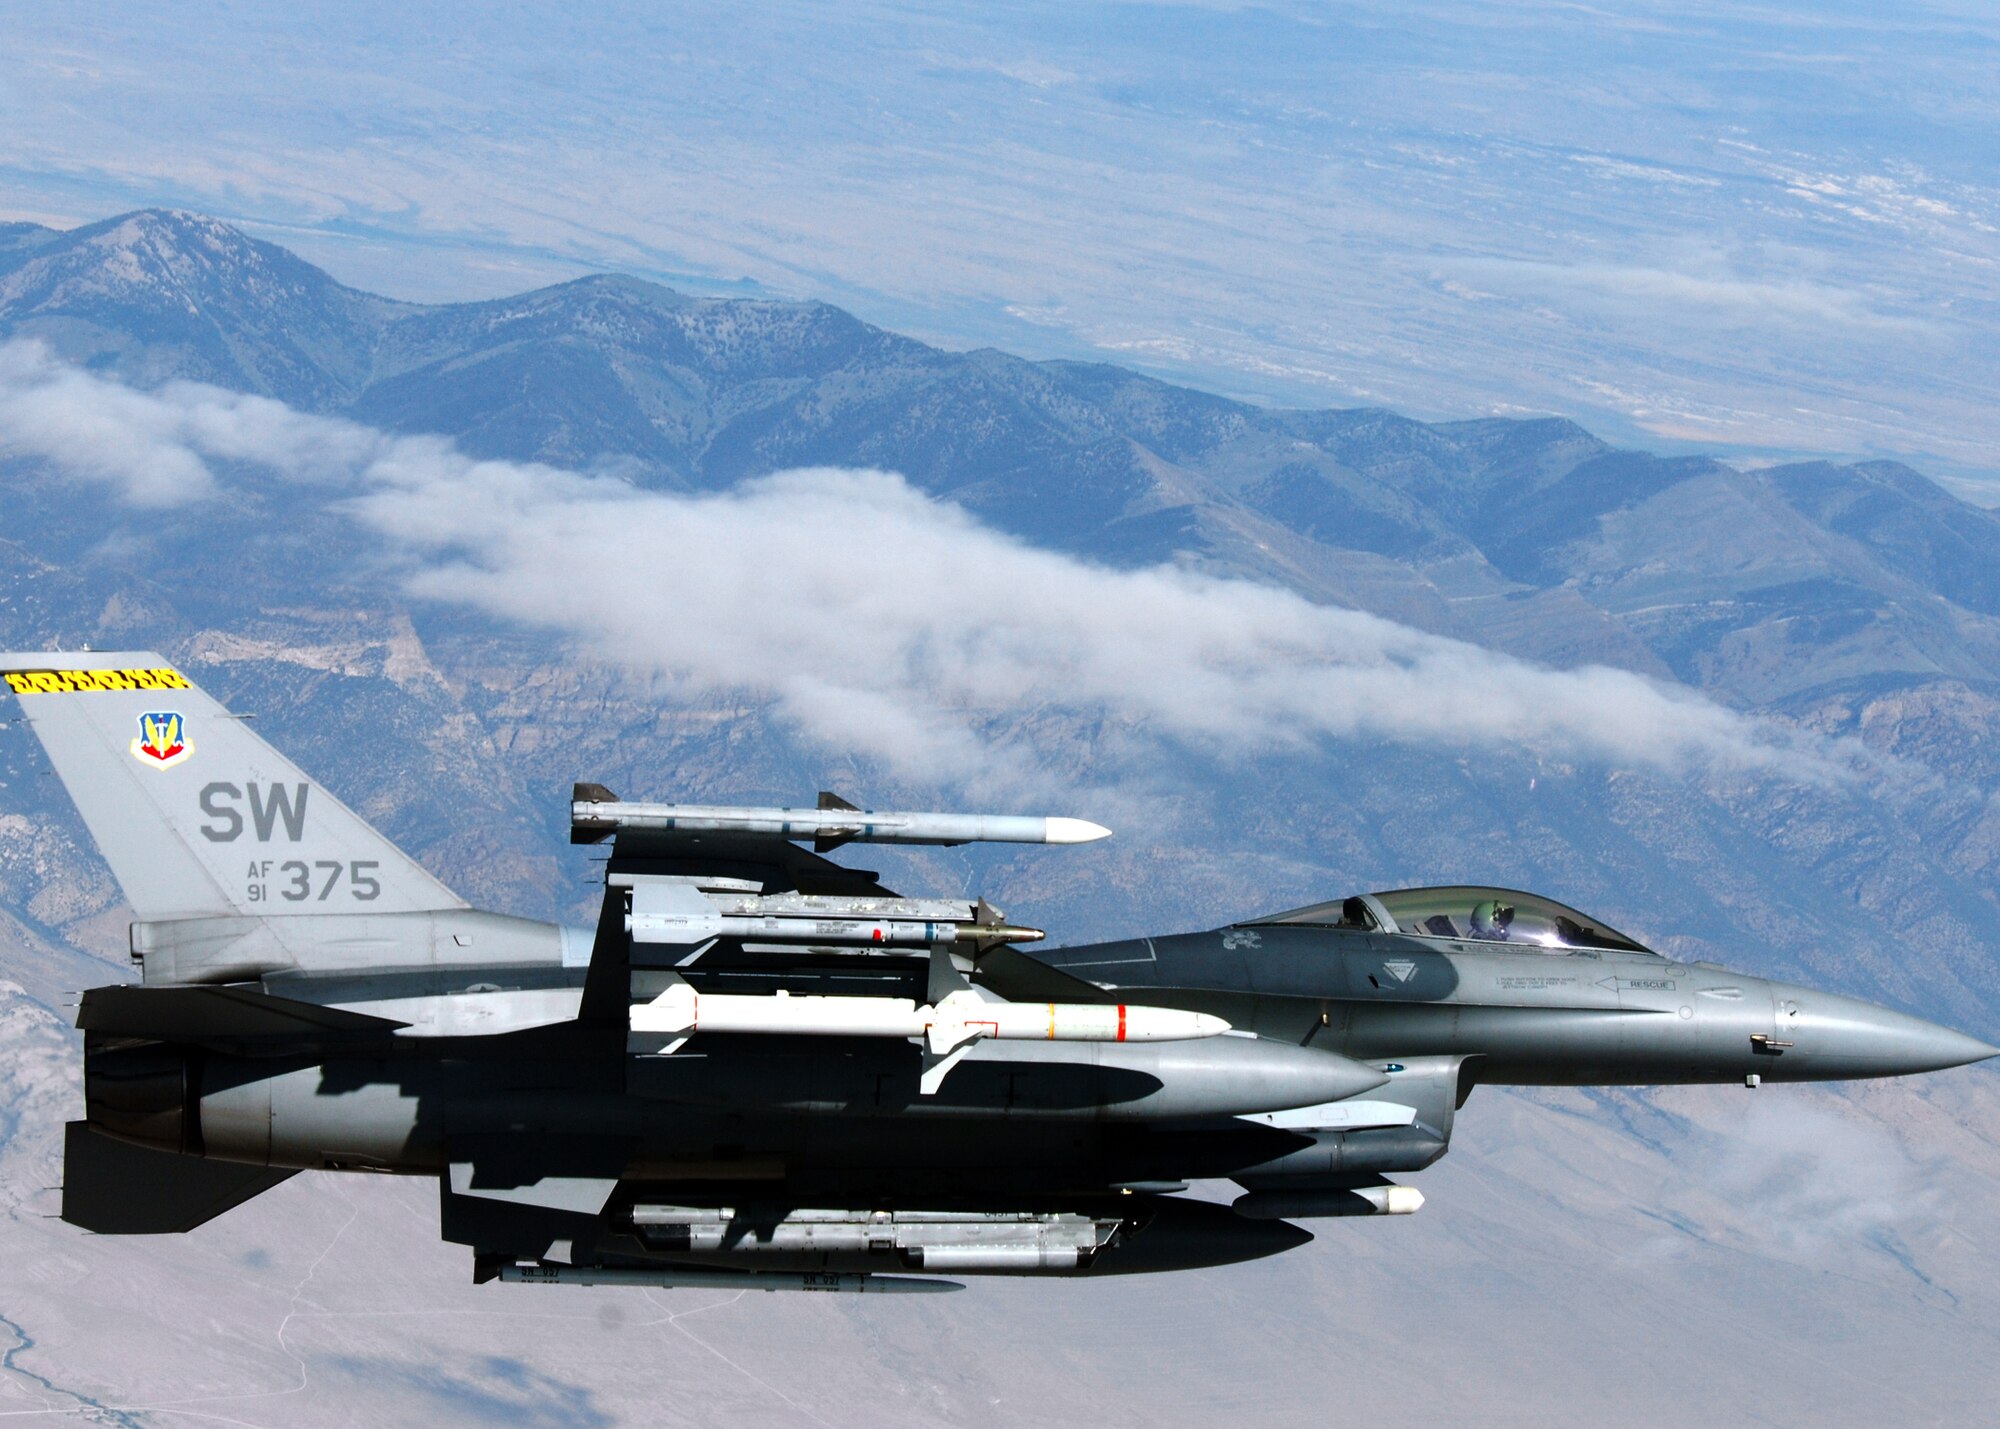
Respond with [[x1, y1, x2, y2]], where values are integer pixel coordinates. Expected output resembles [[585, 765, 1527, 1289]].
[[927, 946, 973, 1003], [813, 791, 861, 851], [918, 1042, 974, 1096]]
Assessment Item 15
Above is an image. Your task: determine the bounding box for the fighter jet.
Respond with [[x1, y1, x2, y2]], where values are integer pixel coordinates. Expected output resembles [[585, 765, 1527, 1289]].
[[6, 652, 1993, 1292]]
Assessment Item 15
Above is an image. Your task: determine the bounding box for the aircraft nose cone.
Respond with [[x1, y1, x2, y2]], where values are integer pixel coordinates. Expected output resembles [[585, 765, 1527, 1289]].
[[1771, 984, 1999, 1079]]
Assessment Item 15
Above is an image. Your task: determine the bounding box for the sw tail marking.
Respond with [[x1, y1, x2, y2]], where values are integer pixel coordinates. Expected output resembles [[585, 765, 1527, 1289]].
[[200, 782, 310, 843]]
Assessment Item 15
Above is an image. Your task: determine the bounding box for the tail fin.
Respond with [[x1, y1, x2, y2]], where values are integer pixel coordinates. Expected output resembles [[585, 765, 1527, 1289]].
[[2, 652, 463, 921]]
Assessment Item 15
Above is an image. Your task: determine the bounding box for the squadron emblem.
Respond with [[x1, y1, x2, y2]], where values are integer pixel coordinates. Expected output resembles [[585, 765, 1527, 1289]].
[[130, 711, 192, 769]]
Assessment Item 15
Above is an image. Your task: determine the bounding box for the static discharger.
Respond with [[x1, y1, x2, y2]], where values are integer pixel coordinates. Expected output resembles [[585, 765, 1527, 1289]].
[[573, 785, 1112, 849]]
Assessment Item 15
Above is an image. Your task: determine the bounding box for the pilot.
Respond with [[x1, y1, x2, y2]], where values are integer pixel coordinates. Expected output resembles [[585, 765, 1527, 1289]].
[[1468, 899, 1516, 941]]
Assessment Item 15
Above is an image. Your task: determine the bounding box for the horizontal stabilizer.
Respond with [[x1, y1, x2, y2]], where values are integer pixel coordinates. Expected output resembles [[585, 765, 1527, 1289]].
[[78, 984, 407, 1040], [62, 1121, 296, 1234]]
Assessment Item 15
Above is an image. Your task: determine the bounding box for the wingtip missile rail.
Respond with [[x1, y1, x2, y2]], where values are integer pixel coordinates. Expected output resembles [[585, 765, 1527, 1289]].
[[571, 785, 1112, 849]]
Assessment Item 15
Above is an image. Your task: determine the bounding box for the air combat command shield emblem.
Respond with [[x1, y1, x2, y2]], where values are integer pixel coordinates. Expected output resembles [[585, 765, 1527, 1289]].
[[130, 711, 192, 769]]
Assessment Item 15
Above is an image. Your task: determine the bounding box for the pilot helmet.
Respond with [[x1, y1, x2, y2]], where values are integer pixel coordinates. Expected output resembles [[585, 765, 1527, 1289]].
[[1470, 899, 1516, 937]]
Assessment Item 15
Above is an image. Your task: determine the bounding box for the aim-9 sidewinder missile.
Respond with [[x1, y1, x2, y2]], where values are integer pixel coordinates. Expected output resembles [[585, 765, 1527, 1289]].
[[623, 883, 1046, 949]]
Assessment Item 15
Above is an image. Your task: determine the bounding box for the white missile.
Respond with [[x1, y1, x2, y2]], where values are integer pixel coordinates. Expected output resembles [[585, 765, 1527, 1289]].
[[631, 984, 1229, 1062], [575, 795, 1111, 848]]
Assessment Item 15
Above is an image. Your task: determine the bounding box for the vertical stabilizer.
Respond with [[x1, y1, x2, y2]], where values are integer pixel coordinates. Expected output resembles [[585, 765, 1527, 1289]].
[[1, 652, 464, 921]]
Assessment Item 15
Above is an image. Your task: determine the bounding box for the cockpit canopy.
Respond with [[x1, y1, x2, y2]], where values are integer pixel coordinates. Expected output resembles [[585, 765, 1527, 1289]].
[[1251, 886, 1652, 954]]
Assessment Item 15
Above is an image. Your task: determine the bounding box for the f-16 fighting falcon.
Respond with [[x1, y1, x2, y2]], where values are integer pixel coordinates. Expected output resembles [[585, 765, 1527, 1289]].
[[7, 653, 1995, 1292]]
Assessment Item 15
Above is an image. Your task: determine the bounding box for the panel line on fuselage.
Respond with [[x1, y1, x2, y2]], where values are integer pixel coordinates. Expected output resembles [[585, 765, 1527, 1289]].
[[1055, 938, 1159, 968]]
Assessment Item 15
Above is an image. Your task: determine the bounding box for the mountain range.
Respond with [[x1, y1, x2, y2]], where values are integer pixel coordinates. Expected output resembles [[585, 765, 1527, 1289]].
[[0, 210, 1996, 1426]]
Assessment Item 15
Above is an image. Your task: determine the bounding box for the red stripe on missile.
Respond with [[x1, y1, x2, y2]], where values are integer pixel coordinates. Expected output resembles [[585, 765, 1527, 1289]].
[[1118, 1005, 1127, 1041]]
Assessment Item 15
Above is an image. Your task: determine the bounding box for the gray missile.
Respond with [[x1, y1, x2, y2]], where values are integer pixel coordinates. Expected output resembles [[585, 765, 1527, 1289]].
[[622, 884, 1048, 949], [627, 911, 1045, 947], [497, 1264, 962, 1293]]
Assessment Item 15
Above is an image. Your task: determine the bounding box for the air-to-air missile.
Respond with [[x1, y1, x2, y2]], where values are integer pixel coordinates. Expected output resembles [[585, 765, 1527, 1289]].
[[631, 979, 1231, 1077], [572, 790, 1113, 848], [6, 651, 1995, 1293]]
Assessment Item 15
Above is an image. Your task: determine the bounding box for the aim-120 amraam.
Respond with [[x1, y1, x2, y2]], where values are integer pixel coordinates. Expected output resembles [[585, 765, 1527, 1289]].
[[7, 653, 1994, 1292]]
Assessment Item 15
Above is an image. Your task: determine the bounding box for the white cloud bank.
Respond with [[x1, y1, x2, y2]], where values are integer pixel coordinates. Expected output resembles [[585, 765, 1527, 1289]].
[[0, 342, 1842, 789], [1706, 1097, 1938, 1257]]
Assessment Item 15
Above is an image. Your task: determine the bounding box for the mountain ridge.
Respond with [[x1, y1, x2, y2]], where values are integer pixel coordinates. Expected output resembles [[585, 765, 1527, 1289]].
[[12, 211, 2000, 697]]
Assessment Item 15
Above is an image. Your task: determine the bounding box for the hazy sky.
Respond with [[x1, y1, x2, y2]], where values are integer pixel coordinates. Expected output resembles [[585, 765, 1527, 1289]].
[[3, 2, 1996, 492]]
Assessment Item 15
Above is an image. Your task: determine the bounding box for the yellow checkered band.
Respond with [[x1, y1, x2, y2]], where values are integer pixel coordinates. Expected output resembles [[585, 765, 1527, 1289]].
[[2, 668, 192, 695]]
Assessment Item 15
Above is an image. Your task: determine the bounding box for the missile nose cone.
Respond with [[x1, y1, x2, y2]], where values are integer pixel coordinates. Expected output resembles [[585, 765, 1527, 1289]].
[[1115, 1005, 1233, 1041], [1190, 1011, 1232, 1038], [1044, 817, 1112, 844], [955, 923, 1046, 944], [1770, 984, 1999, 1079]]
